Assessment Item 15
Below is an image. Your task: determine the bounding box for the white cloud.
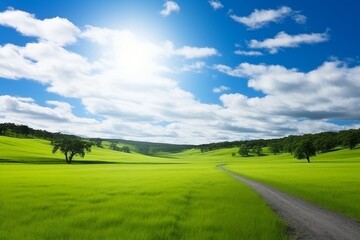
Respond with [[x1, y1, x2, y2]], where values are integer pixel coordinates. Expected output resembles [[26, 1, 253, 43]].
[[175, 46, 219, 59], [0, 95, 99, 135], [230, 6, 306, 29], [1, 9, 359, 144], [213, 85, 230, 93], [181, 61, 206, 72], [0, 9, 80, 45], [215, 61, 360, 123], [234, 50, 263, 56], [0, 10, 224, 144], [160, 1, 180, 16], [293, 14, 307, 24], [248, 31, 329, 53], [209, 0, 223, 10]]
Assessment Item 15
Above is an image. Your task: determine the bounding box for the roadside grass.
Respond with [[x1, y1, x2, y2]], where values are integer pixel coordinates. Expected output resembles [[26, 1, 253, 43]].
[[0, 163, 288, 240], [223, 148, 360, 221]]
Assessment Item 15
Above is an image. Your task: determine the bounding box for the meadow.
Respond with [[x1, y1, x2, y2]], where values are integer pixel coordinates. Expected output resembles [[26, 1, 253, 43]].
[[1, 135, 359, 239], [171, 146, 360, 221], [0, 136, 288, 240], [224, 148, 360, 220]]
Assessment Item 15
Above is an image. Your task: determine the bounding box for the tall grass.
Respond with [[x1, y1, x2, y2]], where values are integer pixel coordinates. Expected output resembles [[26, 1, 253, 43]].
[[0, 137, 288, 239]]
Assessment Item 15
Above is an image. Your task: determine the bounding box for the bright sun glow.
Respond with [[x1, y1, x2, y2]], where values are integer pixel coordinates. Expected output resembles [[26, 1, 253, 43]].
[[112, 30, 162, 75]]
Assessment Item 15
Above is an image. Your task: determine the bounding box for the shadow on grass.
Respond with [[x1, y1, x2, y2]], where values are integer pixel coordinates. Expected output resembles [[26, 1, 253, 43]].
[[0, 158, 186, 165]]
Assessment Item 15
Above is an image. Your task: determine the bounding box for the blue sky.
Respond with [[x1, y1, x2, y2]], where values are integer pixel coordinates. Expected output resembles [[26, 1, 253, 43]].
[[1, 0, 360, 144]]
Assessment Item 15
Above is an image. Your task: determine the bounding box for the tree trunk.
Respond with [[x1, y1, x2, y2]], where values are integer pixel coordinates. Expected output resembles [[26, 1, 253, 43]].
[[65, 153, 69, 164], [68, 152, 76, 164], [65, 152, 72, 164], [306, 156, 310, 163]]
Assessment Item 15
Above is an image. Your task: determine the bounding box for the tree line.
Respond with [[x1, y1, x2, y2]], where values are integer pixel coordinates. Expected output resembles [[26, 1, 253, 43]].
[[0, 123, 194, 163], [2, 122, 359, 164], [200, 128, 360, 163], [0, 122, 77, 140]]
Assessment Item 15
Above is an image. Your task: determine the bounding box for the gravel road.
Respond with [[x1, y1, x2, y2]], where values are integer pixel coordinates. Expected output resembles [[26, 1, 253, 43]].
[[219, 165, 360, 240]]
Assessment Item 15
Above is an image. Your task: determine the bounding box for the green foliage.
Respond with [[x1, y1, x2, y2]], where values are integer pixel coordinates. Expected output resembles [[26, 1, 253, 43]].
[[52, 138, 93, 164], [313, 132, 338, 153], [239, 144, 250, 157], [269, 142, 282, 155], [339, 129, 360, 149], [282, 135, 300, 154], [121, 146, 131, 153], [91, 138, 103, 148], [0, 122, 75, 139], [109, 142, 131, 153], [252, 145, 263, 156], [293, 139, 316, 163]]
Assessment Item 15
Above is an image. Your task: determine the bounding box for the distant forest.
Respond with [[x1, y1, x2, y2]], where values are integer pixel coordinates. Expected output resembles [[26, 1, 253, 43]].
[[0, 123, 193, 154], [1, 122, 359, 155], [198, 128, 360, 155]]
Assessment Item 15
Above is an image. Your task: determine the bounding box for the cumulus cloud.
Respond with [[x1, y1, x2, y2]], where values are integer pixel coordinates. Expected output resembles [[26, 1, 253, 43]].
[[181, 61, 206, 72], [0, 10, 224, 143], [248, 31, 329, 53], [0, 95, 99, 135], [234, 50, 263, 56], [160, 1, 180, 16], [213, 85, 230, 93], [209, 0, 223, 10], [230, 6, 306, 29], [0, 9, 80, 45], [215, 61, 360, 122], [1, 9, 359, 143], [175, 46, 219, 58]]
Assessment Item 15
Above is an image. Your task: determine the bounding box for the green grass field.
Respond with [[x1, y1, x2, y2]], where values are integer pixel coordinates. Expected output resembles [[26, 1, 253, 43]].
[[173, 145, 360, 221], [224, 148, 360, 220], [1, 136, 360, 239], [0, 136, 288, 240]]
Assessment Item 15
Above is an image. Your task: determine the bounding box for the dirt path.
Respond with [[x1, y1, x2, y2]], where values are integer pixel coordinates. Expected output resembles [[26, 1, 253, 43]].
[[218, 165, 360, 240]]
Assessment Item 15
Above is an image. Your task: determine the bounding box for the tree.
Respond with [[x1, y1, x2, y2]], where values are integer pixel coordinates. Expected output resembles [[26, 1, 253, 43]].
[[283, 136, 299, 154], [52, 138, 93, 164], [340, 130, 359, 150], [239, 144, 250, 157], [231, 152, 236, 157], [109, 142, 120, 151], [92, 138, 103, 148], [120, 146, 131, 153], [313, 132, 338, 153], [293, 139, 316, 163], [252, 145, 263, 156], [269, 142, 282, 155]]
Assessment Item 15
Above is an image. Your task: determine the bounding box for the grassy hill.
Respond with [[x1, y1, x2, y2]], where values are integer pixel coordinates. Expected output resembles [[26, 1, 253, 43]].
[[0, 136, 172, 164], [0, 136, 288, 240], [1, 135, 360, 239]]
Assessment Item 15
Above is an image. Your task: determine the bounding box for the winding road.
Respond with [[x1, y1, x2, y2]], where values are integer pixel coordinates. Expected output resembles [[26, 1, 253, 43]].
[[218, 165, 360, 240]]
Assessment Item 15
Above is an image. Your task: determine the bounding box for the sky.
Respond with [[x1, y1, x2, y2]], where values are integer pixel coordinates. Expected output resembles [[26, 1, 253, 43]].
[[1, 0, 360, 144]]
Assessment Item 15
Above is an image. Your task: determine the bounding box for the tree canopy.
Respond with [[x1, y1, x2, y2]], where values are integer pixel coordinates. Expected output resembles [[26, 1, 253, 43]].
[[52, 138, 93, 164], [293, 139, 316, 163], [239, 144, 250, 157]]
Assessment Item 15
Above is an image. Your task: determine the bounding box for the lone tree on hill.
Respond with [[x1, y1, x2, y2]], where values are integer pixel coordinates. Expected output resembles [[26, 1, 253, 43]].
[[52, 138, 93, 164], [293, 139, 316, 163]]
